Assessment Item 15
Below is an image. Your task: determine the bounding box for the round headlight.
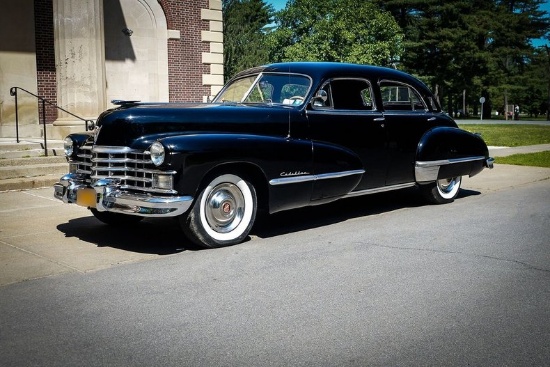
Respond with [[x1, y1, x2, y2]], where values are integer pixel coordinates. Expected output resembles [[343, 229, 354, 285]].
[[64, 137, 74, 157], [150, 141, 165, 166]]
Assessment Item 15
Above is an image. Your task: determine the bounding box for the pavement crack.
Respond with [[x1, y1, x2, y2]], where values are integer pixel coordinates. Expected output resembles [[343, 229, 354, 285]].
[[364, 242, 550, 274]]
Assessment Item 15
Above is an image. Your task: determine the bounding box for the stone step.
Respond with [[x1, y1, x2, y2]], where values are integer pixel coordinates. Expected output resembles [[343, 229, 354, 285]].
[[0, 141, 65, 159], [0, 174, 61, 192], [0, 141, 65, 151], [0, 149, 64, 159], [0, 155, 67, 167], [0, 139, 69, 191], [0, 162, 68, 180]]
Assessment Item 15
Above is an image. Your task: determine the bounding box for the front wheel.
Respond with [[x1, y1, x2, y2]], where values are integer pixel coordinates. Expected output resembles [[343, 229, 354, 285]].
[[181, 173, 257, 248], [421, 176, 462, 204]]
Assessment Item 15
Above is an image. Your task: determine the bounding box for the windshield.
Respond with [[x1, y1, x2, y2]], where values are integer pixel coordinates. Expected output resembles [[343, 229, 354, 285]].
[[213, 73, 312, 106]]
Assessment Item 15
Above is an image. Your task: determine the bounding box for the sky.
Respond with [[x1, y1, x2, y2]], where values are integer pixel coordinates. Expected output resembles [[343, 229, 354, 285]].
[[267, 0, 286, 10], [265, 0, 550, 47], [533, 1, 550, 46]]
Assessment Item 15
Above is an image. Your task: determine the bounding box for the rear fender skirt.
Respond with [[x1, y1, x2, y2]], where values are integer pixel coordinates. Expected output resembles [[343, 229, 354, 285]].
[[416, 126, 492, 182]]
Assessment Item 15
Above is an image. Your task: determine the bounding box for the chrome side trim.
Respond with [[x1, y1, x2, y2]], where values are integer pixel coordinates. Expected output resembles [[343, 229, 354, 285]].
[[269, 169, 365, 186], [345, 182, 416, 198], [416, 156, 486, 168], [415, 156, 486, 182]]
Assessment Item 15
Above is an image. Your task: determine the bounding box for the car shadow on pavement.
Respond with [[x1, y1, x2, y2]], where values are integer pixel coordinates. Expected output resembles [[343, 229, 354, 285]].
[[252, 187, 481, 239], [57, 216, 200, 254], [56, 187, 481, 253]]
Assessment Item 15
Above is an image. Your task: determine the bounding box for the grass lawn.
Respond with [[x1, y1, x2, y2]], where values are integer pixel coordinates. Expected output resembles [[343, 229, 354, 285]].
[[458, 124, 550, 147], [496, 151, 550, 168], [457, 124, 550, 168]]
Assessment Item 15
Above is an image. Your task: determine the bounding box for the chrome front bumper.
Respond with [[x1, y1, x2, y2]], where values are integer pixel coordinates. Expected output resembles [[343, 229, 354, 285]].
[[53, 173, 193, 217]]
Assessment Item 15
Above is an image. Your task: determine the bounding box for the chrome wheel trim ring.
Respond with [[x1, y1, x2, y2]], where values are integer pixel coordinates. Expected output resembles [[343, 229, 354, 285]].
[[436, 176, 461, 199], [199, 174, 254, 242]]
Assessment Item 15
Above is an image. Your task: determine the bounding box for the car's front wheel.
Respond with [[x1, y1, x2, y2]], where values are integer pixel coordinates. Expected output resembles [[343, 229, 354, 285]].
[[421, 176, 462, 204], [181, 173, 257, 248]]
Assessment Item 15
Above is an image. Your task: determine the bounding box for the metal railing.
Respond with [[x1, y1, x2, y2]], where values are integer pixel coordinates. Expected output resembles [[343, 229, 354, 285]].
[[9, 87, 94, 156]]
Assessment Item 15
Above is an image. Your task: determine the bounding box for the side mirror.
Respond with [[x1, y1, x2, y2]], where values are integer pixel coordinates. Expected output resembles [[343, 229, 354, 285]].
[[312, 89, 328, 107]]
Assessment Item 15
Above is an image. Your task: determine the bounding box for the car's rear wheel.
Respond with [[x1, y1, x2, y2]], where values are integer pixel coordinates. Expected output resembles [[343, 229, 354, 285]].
[[421, 176, 462, 204], [90, 208, 143, 225], [181, 173, 257, 248]]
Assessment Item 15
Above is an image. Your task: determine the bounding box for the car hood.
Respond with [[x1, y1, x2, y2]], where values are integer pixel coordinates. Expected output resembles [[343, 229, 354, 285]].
[[93, 103, 302, 147]]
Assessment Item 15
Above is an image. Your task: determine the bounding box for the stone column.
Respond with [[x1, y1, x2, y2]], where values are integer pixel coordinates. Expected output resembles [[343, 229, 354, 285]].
[[53, 0, 105, 133]]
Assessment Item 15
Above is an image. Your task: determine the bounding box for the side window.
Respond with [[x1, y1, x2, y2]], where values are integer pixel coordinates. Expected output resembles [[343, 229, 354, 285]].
[[380, 81, 426, 111], [313, 79, 374, 111], [281, 84, 309, 103], [245, 80, 274, 103]]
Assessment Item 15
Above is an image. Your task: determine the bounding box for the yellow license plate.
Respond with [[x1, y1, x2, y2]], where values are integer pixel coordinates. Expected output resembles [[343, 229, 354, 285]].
[[76, 188, 97, 208]]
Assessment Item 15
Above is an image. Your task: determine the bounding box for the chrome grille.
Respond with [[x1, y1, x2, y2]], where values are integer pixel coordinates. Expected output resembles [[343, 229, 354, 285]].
[[71, 142, 175, 194]]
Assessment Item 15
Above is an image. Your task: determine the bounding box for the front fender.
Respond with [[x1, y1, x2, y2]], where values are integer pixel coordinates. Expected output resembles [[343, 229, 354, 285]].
[[157, 134, 314, 212], [415, 127, 492, 183]]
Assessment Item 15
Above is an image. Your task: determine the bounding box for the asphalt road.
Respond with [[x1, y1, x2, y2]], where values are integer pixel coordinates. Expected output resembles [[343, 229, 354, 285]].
[[1, 165, 549, 366]]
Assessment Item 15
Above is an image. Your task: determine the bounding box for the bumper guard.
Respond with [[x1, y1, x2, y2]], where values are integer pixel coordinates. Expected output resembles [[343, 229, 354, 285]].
[[53, 173, 193, 217]]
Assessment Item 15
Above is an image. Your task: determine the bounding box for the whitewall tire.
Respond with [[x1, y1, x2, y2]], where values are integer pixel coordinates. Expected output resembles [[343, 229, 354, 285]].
[[182, 174, 257, 248], [421, 176, 462, 204]]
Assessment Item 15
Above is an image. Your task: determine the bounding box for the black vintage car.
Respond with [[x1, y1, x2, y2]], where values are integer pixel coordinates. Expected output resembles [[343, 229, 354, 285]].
[[54, 62, 493, 248]]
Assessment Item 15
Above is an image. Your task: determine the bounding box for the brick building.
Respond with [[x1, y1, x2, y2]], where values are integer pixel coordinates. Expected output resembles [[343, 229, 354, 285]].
[[0, 0, 224, 139]]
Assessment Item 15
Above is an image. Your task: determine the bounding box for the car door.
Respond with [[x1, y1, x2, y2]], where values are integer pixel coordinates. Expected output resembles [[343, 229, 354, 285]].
[[378, 80, 434, 186], [306, 78, 388, 200]]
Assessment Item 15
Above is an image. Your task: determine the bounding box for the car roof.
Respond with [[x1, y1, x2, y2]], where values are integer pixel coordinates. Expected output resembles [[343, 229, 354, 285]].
[[232, 62, 426, 89]]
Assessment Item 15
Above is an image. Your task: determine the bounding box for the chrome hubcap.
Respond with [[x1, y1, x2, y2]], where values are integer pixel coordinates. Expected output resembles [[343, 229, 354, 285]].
[[437, 177, 455, 194], [436, 176, 461, 198], [205, 183, 245, 233]]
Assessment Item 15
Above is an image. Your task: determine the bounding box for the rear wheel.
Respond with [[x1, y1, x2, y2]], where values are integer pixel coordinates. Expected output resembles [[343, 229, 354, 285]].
[[421, 176, 462, 204], [181, 173, 257, 248], [90, 208, 143, 225]]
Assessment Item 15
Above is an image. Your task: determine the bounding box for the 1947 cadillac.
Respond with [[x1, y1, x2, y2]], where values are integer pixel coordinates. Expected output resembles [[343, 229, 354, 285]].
[[54, 62, 494, 248]]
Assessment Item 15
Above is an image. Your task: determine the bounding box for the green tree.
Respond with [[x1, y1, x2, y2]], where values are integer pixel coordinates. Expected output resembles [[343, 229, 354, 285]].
[[522, 45, 550, 118], [378, 0, 494, 114], [483, 1, 549, 118], [223, 0, 273, 80], [378, 0, 549, 118], [267, 0, 403, 66]]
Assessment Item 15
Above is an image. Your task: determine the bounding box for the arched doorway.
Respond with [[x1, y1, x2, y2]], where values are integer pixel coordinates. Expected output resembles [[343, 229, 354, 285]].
[[104, 0, 168, 103]]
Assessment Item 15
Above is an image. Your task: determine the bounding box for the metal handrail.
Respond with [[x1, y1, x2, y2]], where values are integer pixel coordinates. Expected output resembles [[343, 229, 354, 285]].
[[9, 87, 95, 156]]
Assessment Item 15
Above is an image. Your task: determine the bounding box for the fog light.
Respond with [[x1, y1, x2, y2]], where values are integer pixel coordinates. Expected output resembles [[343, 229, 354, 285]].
[[153, 174, 173, 190]]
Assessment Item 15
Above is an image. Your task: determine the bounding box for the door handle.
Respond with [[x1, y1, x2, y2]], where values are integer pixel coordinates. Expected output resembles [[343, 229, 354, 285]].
[[374, 117, 385, 128], [427, 117, 436, 121]]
